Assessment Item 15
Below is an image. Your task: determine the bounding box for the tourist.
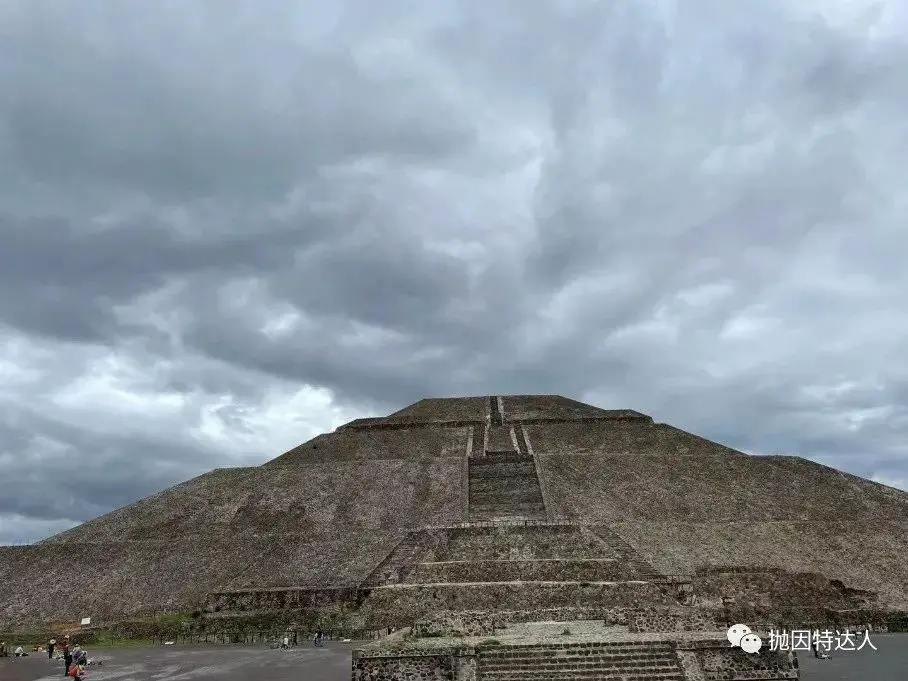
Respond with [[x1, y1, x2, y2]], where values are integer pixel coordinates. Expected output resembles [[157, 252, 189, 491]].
[[61, 635, 72, 676], [49, 638, 56, 658], [72, 646, 87, 667], [67, 659, 85, 680]]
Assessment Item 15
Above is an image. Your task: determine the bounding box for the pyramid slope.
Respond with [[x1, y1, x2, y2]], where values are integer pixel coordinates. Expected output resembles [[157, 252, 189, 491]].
[[45, 457, 464, 544], [386, 396, 489, 423], [538, 451, 908, 523], [1, 393, 907, 626]]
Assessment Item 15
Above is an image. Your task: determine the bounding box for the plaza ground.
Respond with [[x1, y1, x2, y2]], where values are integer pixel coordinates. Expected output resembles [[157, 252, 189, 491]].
[[0, 635, 904, 680]]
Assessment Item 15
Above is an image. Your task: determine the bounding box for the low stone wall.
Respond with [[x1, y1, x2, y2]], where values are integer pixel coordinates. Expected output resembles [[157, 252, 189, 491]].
[[360, 581, 674, 629], [406, 559, 635, 583], [415, 612, 498, 637], [677, 639, 798, 680], [629, 607, 720, 633], [352, 646, 476, 681], [413, 606, 637, 637]]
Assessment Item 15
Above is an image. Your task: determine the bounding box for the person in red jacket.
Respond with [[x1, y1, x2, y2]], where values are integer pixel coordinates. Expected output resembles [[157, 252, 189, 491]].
[[67, 660, 85, 680], [60, 636, 71, 676]]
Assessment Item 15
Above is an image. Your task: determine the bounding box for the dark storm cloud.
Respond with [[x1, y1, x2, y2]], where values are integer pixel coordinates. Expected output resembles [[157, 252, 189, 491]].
[[1, 0, 907, 543]]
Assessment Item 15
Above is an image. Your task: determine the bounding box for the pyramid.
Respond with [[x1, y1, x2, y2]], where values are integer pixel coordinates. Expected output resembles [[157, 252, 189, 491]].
[[1, 394, 906, 633]]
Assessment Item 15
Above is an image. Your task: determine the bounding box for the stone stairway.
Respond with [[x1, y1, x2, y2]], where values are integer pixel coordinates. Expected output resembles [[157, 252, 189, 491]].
[[477, 641, 684, 680], [584, 526, 662, 579], [490, 395, 504, 426], [514, 425, 530, 455], [469, 454, 546, 520], [487, 425, 518, 454], [361, 530, 428, 587]]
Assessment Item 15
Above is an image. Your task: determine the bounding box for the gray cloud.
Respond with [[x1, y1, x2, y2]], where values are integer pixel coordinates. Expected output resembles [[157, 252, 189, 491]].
[[1, 0, 907, 543]]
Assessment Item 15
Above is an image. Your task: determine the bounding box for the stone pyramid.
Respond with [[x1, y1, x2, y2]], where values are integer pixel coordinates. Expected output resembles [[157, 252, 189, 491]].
[[1, 394, 906, 632]]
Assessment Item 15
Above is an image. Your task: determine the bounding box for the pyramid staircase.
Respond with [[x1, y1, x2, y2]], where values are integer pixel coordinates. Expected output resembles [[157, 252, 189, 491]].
[[467, 397, 547, 521], [361, 530, 429, 587], [584, 525, 662, 579], [477, 641, 684, 681]]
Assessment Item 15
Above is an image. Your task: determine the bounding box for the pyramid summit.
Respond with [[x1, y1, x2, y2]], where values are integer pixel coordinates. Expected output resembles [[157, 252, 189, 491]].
[[1, 394, 906, 642]]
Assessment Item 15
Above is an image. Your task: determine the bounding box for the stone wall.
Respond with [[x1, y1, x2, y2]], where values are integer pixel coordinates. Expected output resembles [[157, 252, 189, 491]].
[[629, 607, 720, 633], [353, 646, 476, 681], [677, 640, 798, 680], [426, 525, 617, 561], [358, 581, 675, 629], [406, 558, 637, 583], [426, 523, 613, 561], [353, 639, 798, 681], [413, 606, 640, 637], [205, 587, 361, 613]]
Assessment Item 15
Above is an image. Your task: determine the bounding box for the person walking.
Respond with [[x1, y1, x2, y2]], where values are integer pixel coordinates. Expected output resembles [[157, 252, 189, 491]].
[[48, 638, 56, 659], [61, 635, 72, 676]]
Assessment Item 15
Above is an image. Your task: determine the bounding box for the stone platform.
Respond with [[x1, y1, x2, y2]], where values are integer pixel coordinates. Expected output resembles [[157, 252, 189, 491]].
[[352, 622, 800, 680]]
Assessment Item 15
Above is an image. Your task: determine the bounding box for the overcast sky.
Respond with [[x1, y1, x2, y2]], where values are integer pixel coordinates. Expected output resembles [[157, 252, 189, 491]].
[[2, 0, 907, 545]]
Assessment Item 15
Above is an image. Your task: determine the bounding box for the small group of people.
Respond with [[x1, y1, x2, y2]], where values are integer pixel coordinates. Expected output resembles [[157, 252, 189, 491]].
[[0, 641, 29, 657], [51, 635, 89, 679], [0, 635, 87, 678], [277, 631, 326, 648]]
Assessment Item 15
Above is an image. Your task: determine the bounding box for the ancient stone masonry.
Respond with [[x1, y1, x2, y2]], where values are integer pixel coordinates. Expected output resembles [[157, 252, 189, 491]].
[[464, 396, 549, 521], [585, 525, 663, 579], [676, 639, 799, 680], [361, 531, 432, 587], [2, 391, 906, 662], [468, 455, 547, 521], [477, 640, 686, 681]]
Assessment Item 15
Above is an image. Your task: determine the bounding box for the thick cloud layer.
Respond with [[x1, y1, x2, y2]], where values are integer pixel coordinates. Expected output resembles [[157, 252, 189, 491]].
[[2, 0, 907, 544]]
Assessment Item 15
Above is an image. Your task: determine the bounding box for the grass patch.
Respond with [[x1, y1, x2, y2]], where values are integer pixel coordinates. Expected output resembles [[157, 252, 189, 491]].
[[887, 612, 908, 633], [88, 636, 158, 649]]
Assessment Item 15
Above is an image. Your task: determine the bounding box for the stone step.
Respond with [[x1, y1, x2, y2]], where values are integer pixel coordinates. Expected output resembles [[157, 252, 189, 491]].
[[480, 644, 674, 655], [470, 498, 545, 511], [469, 479, 543, 491], [480, 670, 683, 679], [480, 651, 675, 665], [481, 644, 674, 654], [479, 671, 683, 681], [469, 492, 545, 505], [486, 425, 516, 452], [481, 659, 681, 670], [470, 466, 539, 477], [470, 509, 547, 519]]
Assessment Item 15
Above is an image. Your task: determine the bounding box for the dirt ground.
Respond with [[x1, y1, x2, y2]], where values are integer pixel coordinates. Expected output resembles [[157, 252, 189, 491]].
[[0, 641, 357, 681]]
